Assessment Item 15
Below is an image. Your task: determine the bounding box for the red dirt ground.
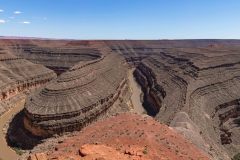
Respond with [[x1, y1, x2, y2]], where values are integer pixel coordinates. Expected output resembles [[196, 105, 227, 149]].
[[28, 113, 210, 160]]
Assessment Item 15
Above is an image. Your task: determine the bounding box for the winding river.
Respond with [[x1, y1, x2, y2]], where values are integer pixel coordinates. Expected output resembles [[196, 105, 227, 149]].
[[128, 68, 146, 114], [0, 98, 25, 160]]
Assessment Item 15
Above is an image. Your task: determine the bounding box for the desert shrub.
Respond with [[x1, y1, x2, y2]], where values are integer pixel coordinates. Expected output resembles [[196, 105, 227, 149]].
[[232, 153, 240, 160], [143, 146, 148, 154], [13, 147, 24, 155]]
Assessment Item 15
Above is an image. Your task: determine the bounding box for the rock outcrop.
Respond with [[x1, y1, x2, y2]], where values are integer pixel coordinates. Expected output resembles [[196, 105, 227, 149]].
[[23, 42, 128, 137], [27, 113, 209, 160]]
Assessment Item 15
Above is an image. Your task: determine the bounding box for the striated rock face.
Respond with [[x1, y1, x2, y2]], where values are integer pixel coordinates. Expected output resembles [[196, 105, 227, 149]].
[[28, 113, 209, 160], [23, 42, 128, 137], [0, 45, 56, 115], [2, 39, 101, 75], [107, 40, 240, 159], [3, 39, 240, 159], [213, 99, 240, 146]]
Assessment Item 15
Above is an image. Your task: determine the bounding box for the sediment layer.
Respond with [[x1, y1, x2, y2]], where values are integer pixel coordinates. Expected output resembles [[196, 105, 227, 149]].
[[2, 39, 240, 159], [0, 45, 56, 115], [23, 42, 128, 137], [107, 40, 240, 159], [2, 39, 101, 75]]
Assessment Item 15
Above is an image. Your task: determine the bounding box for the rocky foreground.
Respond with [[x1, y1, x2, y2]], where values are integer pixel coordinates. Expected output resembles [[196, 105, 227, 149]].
[[27, 113, 209, 160]]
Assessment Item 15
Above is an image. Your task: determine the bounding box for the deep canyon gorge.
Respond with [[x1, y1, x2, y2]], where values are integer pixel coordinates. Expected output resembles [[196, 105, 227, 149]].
[[0, 39, 240, 160]]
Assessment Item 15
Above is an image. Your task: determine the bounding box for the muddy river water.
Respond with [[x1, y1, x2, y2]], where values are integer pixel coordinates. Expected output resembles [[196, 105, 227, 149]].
[[0, 98, 25, 160], [128, 68, 146, 114]]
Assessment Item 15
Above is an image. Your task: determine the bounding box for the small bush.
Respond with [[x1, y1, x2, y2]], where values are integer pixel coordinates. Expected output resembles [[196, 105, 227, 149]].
[[13, 147, 24, 155], [232, 153, 240, 160], [143, 147, 148, 154]]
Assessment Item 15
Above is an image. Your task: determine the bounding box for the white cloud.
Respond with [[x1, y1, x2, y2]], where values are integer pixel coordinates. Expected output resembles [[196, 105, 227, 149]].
[[0, 19, 6, 24], [21, 21, 31, 24], [0, 9, 4, 13], [14, 11, 22, 14]]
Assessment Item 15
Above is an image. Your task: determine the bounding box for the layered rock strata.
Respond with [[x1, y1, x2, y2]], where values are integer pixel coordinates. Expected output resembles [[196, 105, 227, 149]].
[[23, 47, 128, 137], [107, 40, 240, 159], [2, 39, 240, 159], [2, 39, 101, 75], [0, 47, 56, 115]]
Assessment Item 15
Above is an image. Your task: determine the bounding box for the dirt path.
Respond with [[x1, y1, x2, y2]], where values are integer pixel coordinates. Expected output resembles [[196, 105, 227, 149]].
[[0, 98, 25, 160], [128, 68, 146, 114]]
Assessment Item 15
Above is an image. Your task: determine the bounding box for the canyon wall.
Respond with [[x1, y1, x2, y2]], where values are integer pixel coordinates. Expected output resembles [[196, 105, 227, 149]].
[[2, 39, 101, 75], [2, 39, 240, 159], [107, 40, 240, 159], [23, 42, 129, 137], [0, 45, 56, 115]]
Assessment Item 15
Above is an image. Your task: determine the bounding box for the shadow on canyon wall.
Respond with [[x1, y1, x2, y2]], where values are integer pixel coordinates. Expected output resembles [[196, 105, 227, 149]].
[[6, 110, 43, 150]]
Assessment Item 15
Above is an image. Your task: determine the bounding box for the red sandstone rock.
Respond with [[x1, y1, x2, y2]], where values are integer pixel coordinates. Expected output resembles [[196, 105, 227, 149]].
[[79, 144, 148, 160], [27, 153, 47, 160]]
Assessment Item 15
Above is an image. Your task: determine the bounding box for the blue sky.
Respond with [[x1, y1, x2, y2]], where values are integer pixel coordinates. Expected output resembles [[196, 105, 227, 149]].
[[0, 0, 240, 39]]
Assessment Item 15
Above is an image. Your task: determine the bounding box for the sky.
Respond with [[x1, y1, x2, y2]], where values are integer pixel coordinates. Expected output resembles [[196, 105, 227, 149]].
[[0, 0, 240, 39]]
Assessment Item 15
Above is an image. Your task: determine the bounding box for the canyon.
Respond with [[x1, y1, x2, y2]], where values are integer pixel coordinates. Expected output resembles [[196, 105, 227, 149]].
[[0, 39, 240, 160]]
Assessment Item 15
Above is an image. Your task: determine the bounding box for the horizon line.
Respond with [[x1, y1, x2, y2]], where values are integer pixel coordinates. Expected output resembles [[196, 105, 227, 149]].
[[1, 36, 240, 41]]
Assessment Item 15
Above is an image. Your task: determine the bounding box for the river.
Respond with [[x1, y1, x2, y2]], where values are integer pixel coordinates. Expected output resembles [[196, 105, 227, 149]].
[[128, 68, 146, 114], [0, 98, 25, 160]]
